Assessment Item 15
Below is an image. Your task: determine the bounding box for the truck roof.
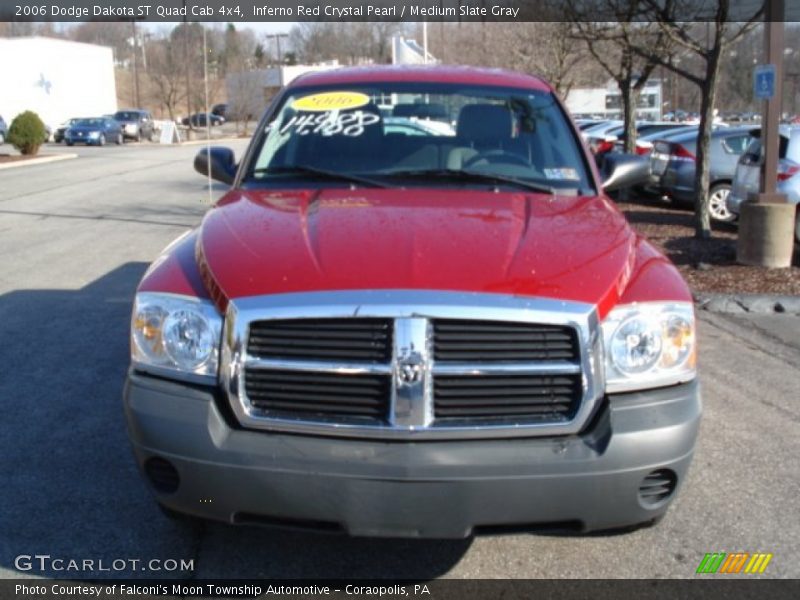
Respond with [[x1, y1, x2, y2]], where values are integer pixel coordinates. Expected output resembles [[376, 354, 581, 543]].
[[290, 65, 553, 92]]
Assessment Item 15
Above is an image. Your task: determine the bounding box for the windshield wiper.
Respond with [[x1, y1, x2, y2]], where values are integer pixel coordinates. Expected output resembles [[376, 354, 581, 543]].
[[252, 165, 389, 188], [378, 168, 558, 195]]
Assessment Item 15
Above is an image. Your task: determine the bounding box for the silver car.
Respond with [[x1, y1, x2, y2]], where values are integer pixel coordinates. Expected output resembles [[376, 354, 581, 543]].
[[727, 125, 800, 241]]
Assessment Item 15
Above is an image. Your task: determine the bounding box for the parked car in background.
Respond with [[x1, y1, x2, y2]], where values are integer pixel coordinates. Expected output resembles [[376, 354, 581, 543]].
[[650, 127, 754, 221], [182, 112, 225, 127], [623, 125, 699, 157], [581, 119, 623, 137], [211, 103, 228, 119], [727, 126, 800, 241], [113, 109, 155, 141], [54, 118, 81, 144], [575, 119, 603, 131], [592, 122, 688, 158], [64, 117, 124, 146]]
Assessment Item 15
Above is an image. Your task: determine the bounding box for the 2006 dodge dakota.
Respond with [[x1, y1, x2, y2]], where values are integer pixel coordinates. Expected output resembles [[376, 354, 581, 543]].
[[124, 66, 700, 538]]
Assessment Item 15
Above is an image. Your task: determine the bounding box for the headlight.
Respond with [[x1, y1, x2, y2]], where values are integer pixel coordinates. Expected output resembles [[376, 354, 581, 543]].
[[131, 292, 222, 383], [601, 302, 696, 393]]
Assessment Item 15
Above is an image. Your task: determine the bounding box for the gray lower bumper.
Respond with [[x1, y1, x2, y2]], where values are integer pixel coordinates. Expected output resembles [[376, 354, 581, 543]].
[[124, 372, 701, 538]]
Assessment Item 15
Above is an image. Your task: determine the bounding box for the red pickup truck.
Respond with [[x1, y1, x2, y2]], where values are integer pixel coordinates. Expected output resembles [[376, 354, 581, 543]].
[[124, 66, 700, 538]]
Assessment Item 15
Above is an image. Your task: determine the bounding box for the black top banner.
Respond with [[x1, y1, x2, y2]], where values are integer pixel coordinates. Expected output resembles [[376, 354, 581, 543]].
[[1, 0, 795, 23]]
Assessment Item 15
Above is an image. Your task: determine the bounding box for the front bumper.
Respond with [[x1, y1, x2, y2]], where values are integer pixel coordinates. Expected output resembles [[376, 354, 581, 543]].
[[124, 371, 701, 538]]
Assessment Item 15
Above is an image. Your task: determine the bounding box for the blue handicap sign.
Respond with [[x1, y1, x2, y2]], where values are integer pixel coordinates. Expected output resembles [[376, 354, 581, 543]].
[[753, 64, 776, 100]]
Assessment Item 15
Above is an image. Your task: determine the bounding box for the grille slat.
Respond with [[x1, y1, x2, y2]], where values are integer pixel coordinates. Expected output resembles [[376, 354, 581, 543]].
[[248, 318, 392, 363], [248, 346, 389, 360], [435, 404, 573, 417], [433, 319, 579, 363], [247, 371, 385, 387], [435, 389, 576, 400], [434, 351, 576, 361], [435, 376, 576, 388], [255, 401, 385, 417], [436, 397, 573, 406], [247, 385, 386, 404]]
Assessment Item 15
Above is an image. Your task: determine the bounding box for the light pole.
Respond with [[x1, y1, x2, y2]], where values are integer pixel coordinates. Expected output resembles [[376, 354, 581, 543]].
[[267, 33, 289, 65], [183, 0, 192, 131], [131, 20, 139, 107]]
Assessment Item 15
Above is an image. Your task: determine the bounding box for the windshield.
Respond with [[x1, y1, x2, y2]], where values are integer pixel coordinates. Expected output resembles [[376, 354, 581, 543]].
[[245, 83, 592, 192], [74, 119, 105, 127], [114, 112, 140, 121]]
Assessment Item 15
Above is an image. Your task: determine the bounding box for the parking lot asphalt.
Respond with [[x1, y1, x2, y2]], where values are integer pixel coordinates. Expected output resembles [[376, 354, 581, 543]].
[[1, 141, 799, 580]]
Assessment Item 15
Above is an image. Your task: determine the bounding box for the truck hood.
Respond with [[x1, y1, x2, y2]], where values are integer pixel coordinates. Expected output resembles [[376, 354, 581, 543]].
[[198, 188, 637, 314]]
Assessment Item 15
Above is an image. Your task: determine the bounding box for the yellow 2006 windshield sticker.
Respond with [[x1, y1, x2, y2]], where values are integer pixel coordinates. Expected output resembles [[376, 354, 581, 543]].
[[291, 91, 370, 112]]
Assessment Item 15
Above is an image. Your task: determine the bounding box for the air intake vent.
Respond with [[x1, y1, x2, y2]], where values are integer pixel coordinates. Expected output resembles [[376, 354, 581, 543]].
[[248, 318, 392, 363], [638, 469, 677, 507], [245, 369, 391, 422], [432, 319, 578, 362]]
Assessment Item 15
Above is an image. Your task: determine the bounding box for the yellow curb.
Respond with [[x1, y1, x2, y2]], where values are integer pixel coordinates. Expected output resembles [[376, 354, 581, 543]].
[[0, 153, 78, 170]]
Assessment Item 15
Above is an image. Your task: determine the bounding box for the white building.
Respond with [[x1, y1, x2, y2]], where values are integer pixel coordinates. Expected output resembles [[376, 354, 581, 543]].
[[0, 37, 117, 129], [565, 80, 663, 121]]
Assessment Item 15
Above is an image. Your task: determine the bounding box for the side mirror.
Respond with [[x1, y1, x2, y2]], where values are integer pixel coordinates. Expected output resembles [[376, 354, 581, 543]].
[[194, 147, 236, 185], [601, 153, 651, 192]]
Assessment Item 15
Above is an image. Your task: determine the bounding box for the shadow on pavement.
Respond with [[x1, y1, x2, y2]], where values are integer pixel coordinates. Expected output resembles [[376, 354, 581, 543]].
[[0, 263, 471, 580]]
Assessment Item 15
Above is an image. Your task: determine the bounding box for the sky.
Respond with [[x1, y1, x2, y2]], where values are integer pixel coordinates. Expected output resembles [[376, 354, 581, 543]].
[[51, 20, 296, 37], [139, 21, 296, 37]]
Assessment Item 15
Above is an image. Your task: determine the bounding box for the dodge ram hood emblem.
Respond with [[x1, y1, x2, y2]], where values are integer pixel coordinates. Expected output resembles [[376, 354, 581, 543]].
[[398, 361, 423, 385], [396, 343, 425, 386]]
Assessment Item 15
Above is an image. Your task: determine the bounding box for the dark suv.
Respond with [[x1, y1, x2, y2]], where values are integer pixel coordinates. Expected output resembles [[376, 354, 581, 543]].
[[113, 110, 155, 142]]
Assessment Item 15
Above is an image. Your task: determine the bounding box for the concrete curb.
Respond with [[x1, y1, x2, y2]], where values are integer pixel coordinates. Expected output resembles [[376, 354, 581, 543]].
[[0, 153, 78, 170], [694, 292, 800, 316]]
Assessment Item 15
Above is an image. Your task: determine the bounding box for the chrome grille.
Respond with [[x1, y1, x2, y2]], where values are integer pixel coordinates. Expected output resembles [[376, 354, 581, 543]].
[[223, 291, 603, 440]]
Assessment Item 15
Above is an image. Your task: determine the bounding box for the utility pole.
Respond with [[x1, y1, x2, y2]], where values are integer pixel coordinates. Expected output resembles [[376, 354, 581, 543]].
[[183, 0, 192, 131], [267, 33, 289, 65], [737, 0, 794, 267], [131, 20, 140, 107]]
